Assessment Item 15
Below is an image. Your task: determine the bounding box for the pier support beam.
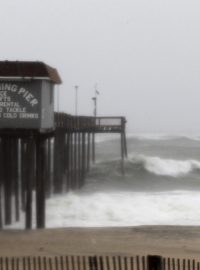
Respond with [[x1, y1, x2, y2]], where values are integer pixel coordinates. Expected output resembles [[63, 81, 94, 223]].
[[92, 133, 95, 164], [36, 136, 46, 229], [121, 132, 125, 175], [25, 136, 35, 229]]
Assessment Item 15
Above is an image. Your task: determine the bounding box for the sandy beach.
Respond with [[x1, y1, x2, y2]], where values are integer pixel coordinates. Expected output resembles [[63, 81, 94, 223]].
[[0, 226, 200, 260]]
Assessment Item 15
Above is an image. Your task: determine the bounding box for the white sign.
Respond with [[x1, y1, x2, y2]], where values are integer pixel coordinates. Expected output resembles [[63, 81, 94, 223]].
[[0, 83, 39, 120]]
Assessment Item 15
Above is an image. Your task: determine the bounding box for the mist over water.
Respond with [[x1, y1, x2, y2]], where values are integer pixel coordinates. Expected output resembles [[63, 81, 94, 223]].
[[7, 134, 200, 229]]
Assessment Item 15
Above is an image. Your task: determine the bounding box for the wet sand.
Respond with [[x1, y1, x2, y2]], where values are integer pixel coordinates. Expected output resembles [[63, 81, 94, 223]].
[[1, 226, 200, 259]]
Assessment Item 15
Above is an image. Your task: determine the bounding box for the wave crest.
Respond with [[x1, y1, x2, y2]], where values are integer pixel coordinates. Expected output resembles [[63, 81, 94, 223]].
[[131, 155, 200, 177]]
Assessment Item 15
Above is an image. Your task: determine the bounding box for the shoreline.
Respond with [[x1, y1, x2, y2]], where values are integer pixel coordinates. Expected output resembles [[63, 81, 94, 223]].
[[1, 226, 200, 259]]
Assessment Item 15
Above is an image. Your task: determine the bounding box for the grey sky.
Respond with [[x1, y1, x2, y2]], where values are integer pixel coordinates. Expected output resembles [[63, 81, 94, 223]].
[[0, 0, 200, 134]]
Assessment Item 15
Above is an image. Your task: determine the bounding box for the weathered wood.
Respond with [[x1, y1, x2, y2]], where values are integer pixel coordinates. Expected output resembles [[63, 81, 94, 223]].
[[20, 139, 27, 212], [74, 133, 78, 189], [0, 138, 3, 228], [87, 133, 91, 172], [78, 133, 81, 188], [69, 133, 73, 190], [3, 138, 12, 225], [65, 133, 70, 191], [92, 133, 95, 164], [81, 133, 86, 185], [46, 138, 52, 198], [13, 138, 20, 222], [147, 256, 163, 270], [25, 136, 35, 229], [0, 256, 198, 270], [121, 132, 125, 175], [36, 136, 46, 229]]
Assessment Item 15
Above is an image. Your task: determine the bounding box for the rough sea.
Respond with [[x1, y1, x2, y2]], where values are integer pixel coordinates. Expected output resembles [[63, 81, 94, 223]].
[[8, 134, 200, 228]]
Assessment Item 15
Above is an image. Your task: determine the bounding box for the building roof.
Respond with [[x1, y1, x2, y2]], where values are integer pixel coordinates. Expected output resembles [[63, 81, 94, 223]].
[[0, 61, 62, 84]]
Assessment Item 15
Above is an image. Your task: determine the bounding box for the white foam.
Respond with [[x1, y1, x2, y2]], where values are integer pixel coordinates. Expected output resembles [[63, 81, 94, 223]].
[[45, 190, 200, 227], [130, 155, 200, 177], [5, 190, 200, 229]]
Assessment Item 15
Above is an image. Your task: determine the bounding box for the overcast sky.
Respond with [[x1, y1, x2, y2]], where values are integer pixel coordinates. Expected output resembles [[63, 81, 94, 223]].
[[1, 0, 200, 134]]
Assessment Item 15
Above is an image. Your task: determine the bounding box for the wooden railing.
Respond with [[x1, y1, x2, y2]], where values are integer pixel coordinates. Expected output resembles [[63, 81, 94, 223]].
[[54, 113, 126, 133], [0, 255, 199, 270], [95, 117, 126, 132]]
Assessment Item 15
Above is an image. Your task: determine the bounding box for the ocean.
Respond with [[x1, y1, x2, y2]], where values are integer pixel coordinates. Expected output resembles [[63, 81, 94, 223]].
[[7, 134, 200, 228]]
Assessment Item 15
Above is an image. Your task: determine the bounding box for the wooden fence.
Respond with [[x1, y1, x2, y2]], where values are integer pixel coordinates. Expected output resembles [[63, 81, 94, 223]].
[[0, 255, 199, 270]]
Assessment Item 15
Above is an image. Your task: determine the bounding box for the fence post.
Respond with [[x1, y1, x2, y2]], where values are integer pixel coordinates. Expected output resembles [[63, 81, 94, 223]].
[[147, 256, 163, 270], [89, 257, 98, 270]]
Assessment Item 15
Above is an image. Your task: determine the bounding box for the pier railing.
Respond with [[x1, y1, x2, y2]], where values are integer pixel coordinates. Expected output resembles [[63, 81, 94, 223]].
[[0, 255, 198, 270], [54, 113, 126, 133]]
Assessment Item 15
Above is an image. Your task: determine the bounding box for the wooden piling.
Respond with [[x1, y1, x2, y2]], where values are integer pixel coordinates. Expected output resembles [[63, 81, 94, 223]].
[[121, 132, 125, 175], [13, 138, 20, 222], [46, 138, 52, 198], [0, 138, 3, 228], [20, 139, 27, 212], [69, 132, 73, 190], [25, 135, 35, 229], [65, 133, 70, 191], [3, 137, 12, 225], [74, 133, 78, 189], [36, 135, 46, 229], [87, 133, 91, 172], [92, 133, 95, 164], [81, 133, 86, 185], [77, 132, 81, 188]]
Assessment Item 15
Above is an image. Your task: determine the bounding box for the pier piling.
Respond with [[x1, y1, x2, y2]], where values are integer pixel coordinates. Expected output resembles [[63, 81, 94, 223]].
[[0, 114, 127, 229]]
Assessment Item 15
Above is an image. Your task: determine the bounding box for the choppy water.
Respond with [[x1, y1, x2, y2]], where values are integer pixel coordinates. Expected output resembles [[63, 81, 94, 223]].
[[7, 134, 200, 228]]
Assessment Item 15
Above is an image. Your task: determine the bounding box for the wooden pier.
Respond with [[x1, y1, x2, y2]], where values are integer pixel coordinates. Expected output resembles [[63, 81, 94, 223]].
[[0, 113, 127, 230], [0, 61, 127, 230]]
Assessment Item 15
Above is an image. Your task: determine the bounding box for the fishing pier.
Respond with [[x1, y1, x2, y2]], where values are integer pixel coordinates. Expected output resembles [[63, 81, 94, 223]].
[[0, 61, 127, 230]]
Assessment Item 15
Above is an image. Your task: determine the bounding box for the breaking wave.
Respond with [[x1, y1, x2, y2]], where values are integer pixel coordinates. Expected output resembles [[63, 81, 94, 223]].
[[129, 155, 200, 177], [91, 155, 200, 179]]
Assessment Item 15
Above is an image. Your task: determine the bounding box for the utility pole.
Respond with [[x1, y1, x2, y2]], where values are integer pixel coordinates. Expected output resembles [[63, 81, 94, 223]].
[[74, 85, 79, 116]]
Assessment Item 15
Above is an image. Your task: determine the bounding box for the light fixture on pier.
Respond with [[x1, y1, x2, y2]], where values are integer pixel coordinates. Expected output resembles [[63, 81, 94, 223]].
[[74, 85, 79, 116]]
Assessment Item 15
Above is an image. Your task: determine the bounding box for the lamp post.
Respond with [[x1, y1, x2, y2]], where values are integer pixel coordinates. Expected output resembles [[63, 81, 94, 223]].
[[74, 85, 79, 116], [92, 96, 97, 117], [91, 85, 99, 163], [92, 85, 99, 117]]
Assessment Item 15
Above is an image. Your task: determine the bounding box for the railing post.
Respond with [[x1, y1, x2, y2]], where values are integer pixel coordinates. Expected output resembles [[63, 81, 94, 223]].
[[147, 256, 163, 270]]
